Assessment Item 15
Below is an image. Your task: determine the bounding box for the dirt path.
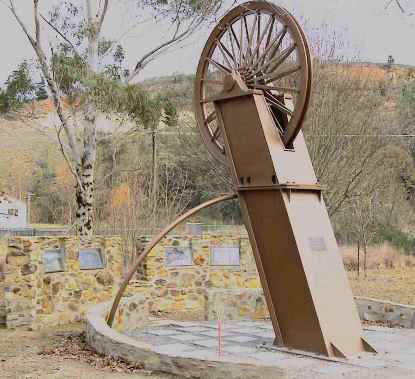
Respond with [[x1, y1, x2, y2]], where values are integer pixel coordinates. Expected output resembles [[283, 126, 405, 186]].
[[0, 324, 173, 379]]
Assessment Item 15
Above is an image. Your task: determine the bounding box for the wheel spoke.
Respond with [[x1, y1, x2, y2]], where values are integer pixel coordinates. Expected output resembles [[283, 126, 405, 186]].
[[250, 15, 274, 66], [265, 43, 297, 74], [253, 84, 300, 94], [266, 26, 288, 65], [254, 26, 287, 71], [247, 41, 295, 80], [245, 12, 258, 66], [243, 14, 250, 47], [207, 58, 232, 74], [239, 16, 244, 67], [211, 125, 221, 141], [229, 23, 241, 50], [265, 92, 293, 116], [265, 65, 301, 84], [265, 16, 275, 50], [270, 109, 284, 134], [227, 26, 238, 68], [216, 40, 234, 69], [205, 111, 217, 124], [256, 12, 261, 60]]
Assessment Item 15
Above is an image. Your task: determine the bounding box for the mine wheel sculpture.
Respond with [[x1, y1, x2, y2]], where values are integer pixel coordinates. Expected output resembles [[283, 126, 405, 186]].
[[110, 1, 376, 360], [194, 1, 312, 164]]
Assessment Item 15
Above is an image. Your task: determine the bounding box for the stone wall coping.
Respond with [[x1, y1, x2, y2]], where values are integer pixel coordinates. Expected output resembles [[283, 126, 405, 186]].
[[206, 288, 263, 292], [354, 296, 415, 310], [87, 301, 152, 350], [86, 301, 286, 379]]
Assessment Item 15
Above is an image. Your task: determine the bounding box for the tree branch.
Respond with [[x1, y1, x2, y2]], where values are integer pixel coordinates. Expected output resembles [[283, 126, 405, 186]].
[[34, 0, 40, 46], [329, 152, 374, 217], [55, 123, 84, 191], [97, 0, 109, 33], [128, 17, 202, 82], [8, 0, 82, 169], [7, 0, 37, 48], [86, 0, 93, 21], [385, 0, 406, 13], [39, 13, 82, 59], [99, 17, 152, 62]]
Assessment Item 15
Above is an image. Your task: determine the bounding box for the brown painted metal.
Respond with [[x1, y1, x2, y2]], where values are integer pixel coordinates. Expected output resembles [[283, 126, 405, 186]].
[[210, 80, 375, 357], [107, 193, 237, 327], [193, 1, 376, 358], [108, 1, 375, 360], [194, 1, 312, 165]]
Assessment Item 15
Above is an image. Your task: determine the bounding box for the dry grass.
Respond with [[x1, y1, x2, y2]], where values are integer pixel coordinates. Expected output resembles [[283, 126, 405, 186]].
[[349, 267, 415, 306], [341, 243, 415, 271], [342, 244, 415, 306]]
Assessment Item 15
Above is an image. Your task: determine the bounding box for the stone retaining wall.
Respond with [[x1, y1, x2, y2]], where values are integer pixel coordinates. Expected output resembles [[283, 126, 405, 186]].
[[134, 235, 263, 320], [113, 288, 270, 333], [4, 232, 415, 333], [206, 288, 268, 321], [144, 235, 260, 289], [3, 236, 123, 329], [1, 233, 265, 330], [0, 239, 7, 327], [0, 277, 5, 328], [112, 293, 151, 333], [355, 297, 415, 329], [112, 292, 415, 333]]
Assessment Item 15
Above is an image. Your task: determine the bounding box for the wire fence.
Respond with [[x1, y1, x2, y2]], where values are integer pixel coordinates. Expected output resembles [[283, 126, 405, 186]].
[[0, 227, 71, 237], [0, 223, 248, 238]]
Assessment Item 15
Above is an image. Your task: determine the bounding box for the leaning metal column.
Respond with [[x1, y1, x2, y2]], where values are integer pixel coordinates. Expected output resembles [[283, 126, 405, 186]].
[[211, 80, 375, 358]]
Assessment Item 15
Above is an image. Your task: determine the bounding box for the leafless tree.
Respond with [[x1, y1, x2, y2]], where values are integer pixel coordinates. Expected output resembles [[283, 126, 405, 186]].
[[305, 63, 386, 217]]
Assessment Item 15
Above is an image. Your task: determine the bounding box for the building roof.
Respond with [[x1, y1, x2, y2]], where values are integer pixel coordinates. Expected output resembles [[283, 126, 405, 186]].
[[0, 192, 25, 206]]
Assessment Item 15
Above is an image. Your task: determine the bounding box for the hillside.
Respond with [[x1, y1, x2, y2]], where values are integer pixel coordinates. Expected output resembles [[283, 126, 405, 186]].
[[0, 62, 414, 235]]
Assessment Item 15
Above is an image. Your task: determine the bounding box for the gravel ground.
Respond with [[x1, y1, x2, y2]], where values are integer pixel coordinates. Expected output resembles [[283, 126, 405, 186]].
[[0, 323, 173, 379]]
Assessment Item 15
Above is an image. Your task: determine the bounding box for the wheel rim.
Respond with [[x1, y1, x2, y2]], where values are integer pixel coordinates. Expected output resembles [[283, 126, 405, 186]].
[[194, 1, 312, 165]]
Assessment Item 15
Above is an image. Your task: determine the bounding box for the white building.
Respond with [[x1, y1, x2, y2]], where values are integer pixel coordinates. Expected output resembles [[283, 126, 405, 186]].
[[0, 194, 27, 229]]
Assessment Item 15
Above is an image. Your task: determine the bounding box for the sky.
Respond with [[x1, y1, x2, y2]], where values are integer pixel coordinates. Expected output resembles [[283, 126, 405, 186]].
[[0, 0, 414, 85]]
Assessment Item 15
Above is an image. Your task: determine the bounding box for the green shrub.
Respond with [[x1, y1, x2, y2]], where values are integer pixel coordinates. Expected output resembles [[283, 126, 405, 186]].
[[375, 225, 415, 255]]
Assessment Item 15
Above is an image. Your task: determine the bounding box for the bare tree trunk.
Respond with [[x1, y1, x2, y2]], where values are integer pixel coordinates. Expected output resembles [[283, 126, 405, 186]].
[[357, 239, 360, 277], [76, 101, 97, 236], [152, 128, 158, 228], [363, 234, 368, 277], [75, 164, 94, 235], [74, 0, 106, 237]]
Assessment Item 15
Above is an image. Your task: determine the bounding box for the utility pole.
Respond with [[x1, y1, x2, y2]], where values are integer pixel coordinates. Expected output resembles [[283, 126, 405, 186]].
[[27, 192, 34, 226]]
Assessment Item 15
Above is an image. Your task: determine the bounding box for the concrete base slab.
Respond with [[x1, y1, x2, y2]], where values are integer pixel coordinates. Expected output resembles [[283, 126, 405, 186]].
[[86, 304, 415, 379], [127, 321, 415, 378]]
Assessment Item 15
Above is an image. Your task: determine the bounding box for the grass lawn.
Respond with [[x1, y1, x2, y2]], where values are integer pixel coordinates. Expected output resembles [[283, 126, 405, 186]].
[[349, 267, 415, 306]]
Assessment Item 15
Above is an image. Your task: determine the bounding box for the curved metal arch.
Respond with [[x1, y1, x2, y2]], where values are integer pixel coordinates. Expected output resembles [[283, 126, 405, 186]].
[[107, 193, 238, 327]]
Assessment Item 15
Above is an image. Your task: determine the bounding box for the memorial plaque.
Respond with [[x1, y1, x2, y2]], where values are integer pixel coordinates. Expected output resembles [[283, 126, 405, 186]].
[[165, 247, 192, 267], [43, 249, 65, 273], [79, 248, 105, 270], [308, 237, 327, 252], [211, 246, 240, 266]]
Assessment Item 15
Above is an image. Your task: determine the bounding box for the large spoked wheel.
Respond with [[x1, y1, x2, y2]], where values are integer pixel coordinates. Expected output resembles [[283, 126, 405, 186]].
[[194, 1, 312, 165]]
